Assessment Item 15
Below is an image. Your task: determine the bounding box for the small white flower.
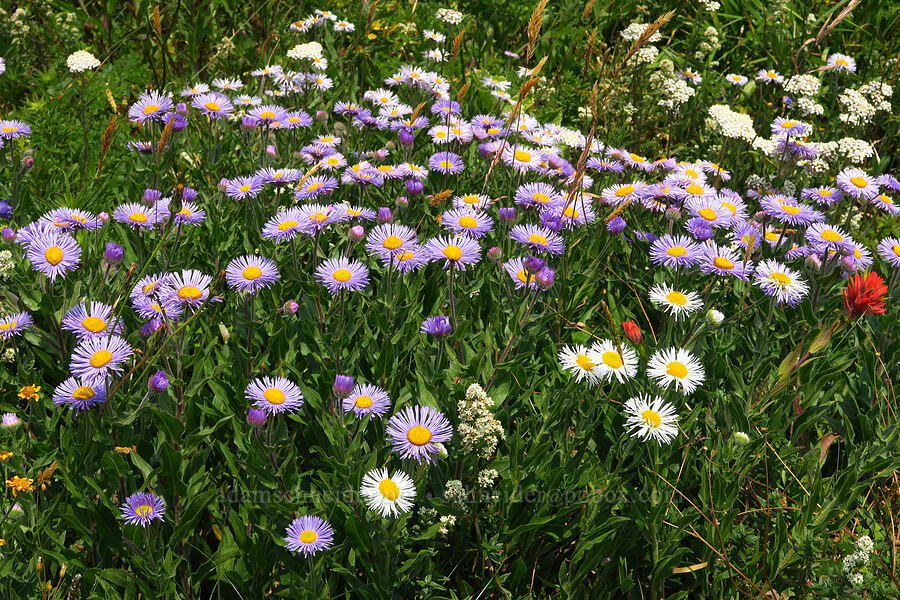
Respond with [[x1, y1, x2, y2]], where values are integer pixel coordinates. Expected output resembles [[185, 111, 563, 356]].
[[623, 394, 679, 444], [67, 50, 100, 73], [360, 468, 416, 518], [647, 347, 705, 395]]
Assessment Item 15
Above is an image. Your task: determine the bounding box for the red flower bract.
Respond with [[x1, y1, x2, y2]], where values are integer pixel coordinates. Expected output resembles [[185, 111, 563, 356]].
[[843, 271, 887, 319], [622, 320, 643, 345]]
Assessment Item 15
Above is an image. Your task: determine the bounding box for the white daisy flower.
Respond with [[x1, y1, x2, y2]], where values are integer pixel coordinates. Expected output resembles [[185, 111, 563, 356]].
[[648, 284, 704, 320], [647, 347, 705, 395], [589, 339, 638, 383], [558, 344, 603, 386], [360, 468, 416, 518], [623, 394, 679, 444]]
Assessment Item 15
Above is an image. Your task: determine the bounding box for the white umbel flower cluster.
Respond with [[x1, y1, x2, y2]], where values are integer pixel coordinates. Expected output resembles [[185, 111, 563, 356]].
[[858, 80, 893, 112], [838, 88, 876, 127], [458, 383, 505, 460], [842, 535, 874, 589], [795, 97, 824, 117], [651, 61, 695, 110], [707, 104, 756, 141], [620, 22, 663, 43], [66, 50, 100, 73], [286, 41, 323, 61], [837, 137, 875, 164], [0, 250, 13, 279], [435, 8, 463, 25], [783, 74, 820, 97]]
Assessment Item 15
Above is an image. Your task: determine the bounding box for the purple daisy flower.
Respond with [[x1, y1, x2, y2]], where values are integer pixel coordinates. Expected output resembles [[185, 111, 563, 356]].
[[113, 202, 159, 230], [42, 207, 102, 231], [130, 272, 174, 303], [61, 302, 124, 340], [334, 203, 376, 222], [514, 182, 563, 210], [685, 198, 731, 228], [315, 257, 370, 294], [770, 117, 809, 137], [120, 492, 166, 527], [226, 176, 264, 200], [365, 223, 417, 259], [802, 186, 842, 206], [760, 196, 824, 226], [0, 312, 33, 340], [389, 243, 430, 273], [249, 104, 289, 124], [262, 208, 305, 243], [52, 377, 107, 413], [128, 91, 174, 124], [836, 168, 879, 200], [165, 269, 214, 310], [509, 224, 565, 256], [225, 255, 279, 294], [256, 167, 301, 187], [870, 192, 900, 216], [648, 234, 701, 269], [503, 257, 538, 290], [246, 376, 304, 415], [0, 120, 31, 139], [601, 182, 645, 205], [284, 516, 334, 556], [699, 242, 752, 281], [877, 174, 900, 192], [386, 405, 453, 464], [424, 235, 482, 270], [877, 237, 900, 269], [586, 157, 625, 173], [343, 383, 391, 418], [26, 232, 81, 281], [191, 92, 233, 119], [421, 316, 452, 337], [70, 335, 133, 382], [805, 222, 856, 253], [294, 175, 339, 201], [283, 111, 313, 129], [172, 201, 205, 226], [295, 203, 347, 234], [131, 295, 184, 322], [429, 151, 464, 174], [441, 208, 493, 239]]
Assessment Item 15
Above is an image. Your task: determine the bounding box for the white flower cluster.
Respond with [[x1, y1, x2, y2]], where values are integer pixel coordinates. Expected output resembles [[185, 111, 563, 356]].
[[698, 26, 721, 56], [443, 479, 467, 509], [477, 468, 499, 488], [556, 127, 586, 148], [837, 137, 875, 164], [651, 61, 695, 110], [708, 104, 756, 141], [802, 158, 829, 176], [699, 0, 721, 10], [842, 535, 874, 589], [795, 97, 824, 117], [620, 22, 663, 43], [286, 41, 323, 61], [0, 250, 13, 280], [810, 140, 839, 162], [784, 74, 820, 97], [838, 88, 876, 127], [629, 45, 659, 65], [435, 8, 463, 25], [0, 348, 14, 364], [858, 80, 893, 112], [458, 383, 505, 460], [66, 50, 100, 73], [437, 514, 456, 535]]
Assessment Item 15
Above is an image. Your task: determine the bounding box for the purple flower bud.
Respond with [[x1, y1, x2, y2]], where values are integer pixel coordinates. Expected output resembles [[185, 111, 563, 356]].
[[378, 207, 393, 223], [349, 225, 366, 241], [143, 188, 161, 204], [405, 178, 423, 196], [421, 316, 452, 337], [0, 201, 11, 220], [607, 216, 626, 235], [315, 110, 328, 122], [149, 370, 169, 393], [805, 254, 822, 270], [524, 256, 546, 274], [170, 113, 188, 132], [374, 148, 388, 160], [266, 144, 277, 157], [1, 227, 16, 242], [140, 319, 163, 338], [487, 246, 502, 261], [396, 196, 409, 208], [182, 187, 198, 202], [21, 156, 33, 169], [754, 210, 771, 224], [664, 207, 681, 221], [217, 178, 230, 192], [104, 242, 124, 263], [98, 211, 109, 222], [333, 374, 354, 398], [176, 102, 188, 115], [247, 407, 267, 426], [535, 267, 556, 290], [540, 211, 563, 232], [241, 116, 258, 131], [398, 129, 415, 146], [498, 207, 516, 222], [283, 300, 299, 315]]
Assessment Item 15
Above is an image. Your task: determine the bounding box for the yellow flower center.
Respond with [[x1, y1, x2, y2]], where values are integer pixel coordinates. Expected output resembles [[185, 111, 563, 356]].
[[836, 59, 848, 66], [685, 169, 699, 178], [818, 190, 832, 197], [721, 202, 737, 215], [878, 194, 893, 205], [771, 272, 791, 286], [685, 184, 704, 195], [893, 245, 900, 257], [238, 184, 252, 193], [458, 216, 478, 228], [204, 102, 221, 112], [130, 212, 148, 223], [0, 322, 15, 331], [397, 250, 414, 261], [575, 353, 595, 371], [258, 111, 275, 119], [849, 176, 868, 188], [514, 150, 532, 163], [299, 530, 317, 544], [72, 386, 96, 400], [90, 350, 113, 368], [135, 504, 153, 516], [383, 235, 403, 250], [178, 286, 202, 300], [666, 246, 686, 257], [142, 104, 160, 114], [332, 269, 352, 282], [439, 161, 454, 169], [531, 193, 550, 204], [697, 208, 717, 220], [177, 208, 191, 217], [44, 246, 64, 265], [407, 425, 432, 446], [713, 256, 734, 270], [1, 126, 18, 133], [378, 479, 401, 501], [82, 317, 107, 333], [279, 220, 299, 231], [263, 388, 286, 404], [443, 245, 463, 261], [528, 234, 548, 246], [641, 409, 661, 428], [602, 351, 623, 369], [820, 229, 843, 242], [665, 291, 687, 306], [666, 361, 688, 378], [781, 121, 797, 128], [242, 266, 262, 280], [615, 185, 634, 197], [516, 269, 533, 284], [782, 205, 802, 215], [354, 395, 373, 408], [462, 195, 480, 204], [563, 207, 579, 218], [311, 212, 328, 223]]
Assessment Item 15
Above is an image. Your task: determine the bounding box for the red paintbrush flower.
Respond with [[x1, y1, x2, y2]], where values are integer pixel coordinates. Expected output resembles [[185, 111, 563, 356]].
[[622, 320, 643, 345], [843, 271, 888, 319]]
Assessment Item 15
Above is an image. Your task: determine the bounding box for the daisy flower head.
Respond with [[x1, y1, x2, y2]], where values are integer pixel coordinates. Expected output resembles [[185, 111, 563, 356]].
[[361, 468, 416, 518], [0, 312, 33, 340], [128, 91, 174, 124], [836, 168, 879, 200], [649, 234, 701, 270], [754, 259, 809, 306], [827, 53, 856, 73], [246, 376, 304, 415], [212, 77, 243, 91], [191, 92, 233, 119], [226, 176, 264, 200], [172, 201, 205, 226], [647, 347, 705, 395], [165, 269, 213, 310], [760, 196, 823, 226], [509, 224, 565, 256], [699, 242, 752, 281], [315, 257, 370, 294], [725, 73, 748, 86], [801, 186, 843, 206], [365, 223, 417, 259], [757, 69, 784, 84], [0, 120, 30, 139], [43, 207, 102, 231], [421, 315, 453, 337], [870, 192, 900, 216], [113, 202, 160, 230], [386, 405, 453, 464], [685, 197, 731, 228], [441, 208, 493, 239], [428, 151, 464, 174], [225, 255, 279, 294], [770, 117, 809, 137], [69, 335, 133, 383], [295, 203, 346, 234], [284, 516, 334, 557], [503, 257, 539, 290], [26, 232, 81, 282], [62, 302, 124, 340], [805, 222, 856, 253], [601, 181, 645, 205], [702, 161, 731, 182], [130, 272, 173, 302], [120, 492, 166, 527], [877, 237, 900, 269], [131, 296, 184, 322], [623, 394, 679, 445], [649, 285, 703, 320], [558, 344, 603, 386], [425, 235, 481, 270], [52, 377, 107, 413], [589, 339, 638, 384], [452, 193, 492, 210], [180, 83, 210, 97], [501, 144, 542, 173], [248, 104, 288, 124], [343, 383, 391, 418], [514, 182, 563, 210], [262, 208, 304, 243], [546, 199, 596, 230]]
